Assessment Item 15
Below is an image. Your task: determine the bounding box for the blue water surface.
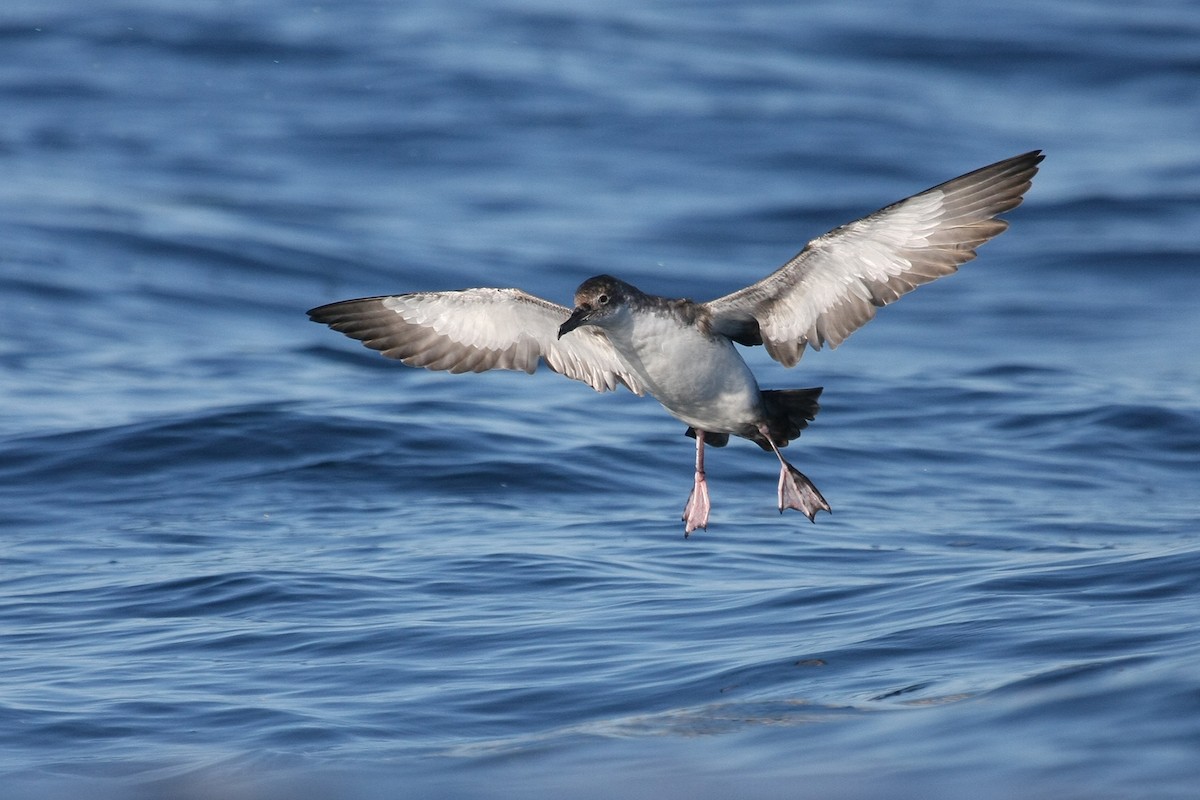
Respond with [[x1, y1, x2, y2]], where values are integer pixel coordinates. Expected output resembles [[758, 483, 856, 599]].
[[2, 1, 1199, 798]]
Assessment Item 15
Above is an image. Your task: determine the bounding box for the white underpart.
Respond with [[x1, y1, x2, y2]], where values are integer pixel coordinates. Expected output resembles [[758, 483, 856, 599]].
[[599, 306, 761, 433]]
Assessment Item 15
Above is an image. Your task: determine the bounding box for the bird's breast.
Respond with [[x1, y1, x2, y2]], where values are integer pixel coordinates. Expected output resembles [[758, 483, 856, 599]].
[[604, 311, 762, 432]]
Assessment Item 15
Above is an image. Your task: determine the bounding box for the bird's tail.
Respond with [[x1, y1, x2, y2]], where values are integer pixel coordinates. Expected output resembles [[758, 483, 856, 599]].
[[756, 387, 823, 449]]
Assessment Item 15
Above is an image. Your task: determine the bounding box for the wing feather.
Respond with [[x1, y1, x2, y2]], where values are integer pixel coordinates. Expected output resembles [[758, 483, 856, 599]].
[[309, 288, 646, 394], [705, 151, 1043, 367]]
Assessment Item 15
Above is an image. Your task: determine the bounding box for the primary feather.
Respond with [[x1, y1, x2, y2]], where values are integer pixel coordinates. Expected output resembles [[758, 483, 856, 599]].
[[705, 150, 1043, 366], [308, 288, 647, 394]]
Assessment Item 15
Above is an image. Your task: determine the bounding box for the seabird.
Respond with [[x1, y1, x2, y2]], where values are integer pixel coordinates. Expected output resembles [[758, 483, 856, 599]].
[[309, 150, 1042, 535]]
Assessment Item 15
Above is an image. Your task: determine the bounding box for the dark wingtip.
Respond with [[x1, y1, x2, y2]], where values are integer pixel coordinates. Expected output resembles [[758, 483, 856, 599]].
[[307, 300, 348, 324]]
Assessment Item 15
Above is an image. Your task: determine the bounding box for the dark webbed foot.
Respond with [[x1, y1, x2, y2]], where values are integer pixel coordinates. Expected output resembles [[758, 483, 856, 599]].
[[777, 463, 831, 522], [758, 423, 831, 522]]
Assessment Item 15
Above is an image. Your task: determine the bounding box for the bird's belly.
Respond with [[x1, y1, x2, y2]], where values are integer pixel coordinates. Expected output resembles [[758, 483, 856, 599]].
[[616, 320, 762, 433]]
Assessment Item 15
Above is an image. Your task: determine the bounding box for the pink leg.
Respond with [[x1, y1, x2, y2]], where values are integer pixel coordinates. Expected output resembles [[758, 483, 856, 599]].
[[682, 430, 711, 536], [759, 426, 831, 522]]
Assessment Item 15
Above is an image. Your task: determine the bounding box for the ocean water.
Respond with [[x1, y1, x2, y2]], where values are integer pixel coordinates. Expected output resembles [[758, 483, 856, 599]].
[[2, 0, 1199, 798]]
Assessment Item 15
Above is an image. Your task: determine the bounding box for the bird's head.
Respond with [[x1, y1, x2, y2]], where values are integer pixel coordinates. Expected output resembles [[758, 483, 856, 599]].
[[557, 275, 636, 339]]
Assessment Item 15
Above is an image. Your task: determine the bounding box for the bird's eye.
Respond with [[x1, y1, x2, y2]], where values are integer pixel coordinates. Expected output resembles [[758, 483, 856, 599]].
[[598, 294, 609, 305]]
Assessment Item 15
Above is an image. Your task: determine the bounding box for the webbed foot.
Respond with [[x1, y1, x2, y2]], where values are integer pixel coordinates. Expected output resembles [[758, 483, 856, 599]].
[[682, 472, 711, 536], [777, 463, 831, 522]]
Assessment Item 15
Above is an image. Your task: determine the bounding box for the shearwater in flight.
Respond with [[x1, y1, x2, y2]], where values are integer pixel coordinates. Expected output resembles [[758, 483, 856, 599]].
[[309, 151, 1042, 535]]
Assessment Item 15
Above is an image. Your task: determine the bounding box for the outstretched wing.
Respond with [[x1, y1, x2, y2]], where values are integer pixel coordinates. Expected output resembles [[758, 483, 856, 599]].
[[308, 288, 646, 394], [705, 151, 1043, 367]]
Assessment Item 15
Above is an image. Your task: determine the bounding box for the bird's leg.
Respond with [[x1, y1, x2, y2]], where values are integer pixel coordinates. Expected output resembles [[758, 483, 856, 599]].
[[758, 426, 831, 522], [682, 430, 711, 536]]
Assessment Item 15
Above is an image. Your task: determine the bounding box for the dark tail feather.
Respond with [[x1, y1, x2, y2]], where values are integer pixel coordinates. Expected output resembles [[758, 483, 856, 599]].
[[757, 387, 822, 450], [684, 387, 821, 449]]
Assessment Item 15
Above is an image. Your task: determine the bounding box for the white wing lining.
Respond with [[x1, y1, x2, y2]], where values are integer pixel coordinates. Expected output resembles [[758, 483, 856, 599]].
[[309, 288, 646, 395], [705, 151, 1043, 367]]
